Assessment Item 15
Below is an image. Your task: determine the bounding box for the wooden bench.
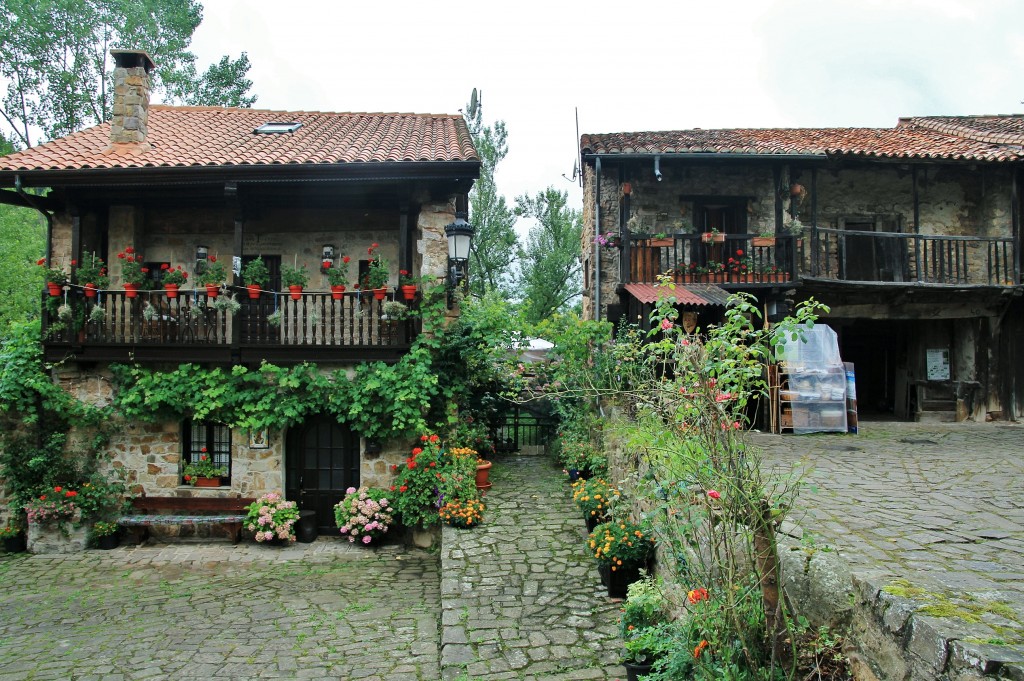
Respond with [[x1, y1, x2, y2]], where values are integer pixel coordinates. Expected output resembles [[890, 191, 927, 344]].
[[119, 496, 255, 544]]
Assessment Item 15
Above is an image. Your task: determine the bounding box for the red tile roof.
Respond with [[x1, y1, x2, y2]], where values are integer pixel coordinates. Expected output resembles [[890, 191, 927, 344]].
[[0, 106, 479, 172], [581, 115, 1024, 163], [624, 283, 730, 307]]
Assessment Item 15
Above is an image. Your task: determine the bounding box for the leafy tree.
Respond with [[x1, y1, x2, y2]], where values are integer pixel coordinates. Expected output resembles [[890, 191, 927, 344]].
[[515, 187, 583, 323], [0, 0, 256, 148], [463, 90, 518, 297], [0, 203, 45, 331]]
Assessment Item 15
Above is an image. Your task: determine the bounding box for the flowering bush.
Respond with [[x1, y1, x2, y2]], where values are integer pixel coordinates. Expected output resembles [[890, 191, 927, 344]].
[[572, 477, 620, 521], [559, 437, 606, 475], [334, 486, 394, 544], [117, 246, 149, 285], [589, 520, 654, 570], [245, 492, 300, 543], [160, 264, 189, 285], [390, 434, 478, 529], [24, 486, 79, 525], [182, 448, 227, 484], [439, 498, 484, 528]]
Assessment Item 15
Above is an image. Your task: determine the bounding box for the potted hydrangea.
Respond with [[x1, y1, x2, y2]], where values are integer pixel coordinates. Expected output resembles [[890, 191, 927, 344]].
[[334, 486, 394, 545], [245, 492, 300, 544]]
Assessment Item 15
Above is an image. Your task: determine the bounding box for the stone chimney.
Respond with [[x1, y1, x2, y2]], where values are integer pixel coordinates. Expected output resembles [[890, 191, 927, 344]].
[[109, 49, 155, 149]]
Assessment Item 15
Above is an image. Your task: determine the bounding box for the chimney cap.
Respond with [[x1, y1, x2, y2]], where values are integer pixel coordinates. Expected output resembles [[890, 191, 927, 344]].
[[111, 49, 156, 72]]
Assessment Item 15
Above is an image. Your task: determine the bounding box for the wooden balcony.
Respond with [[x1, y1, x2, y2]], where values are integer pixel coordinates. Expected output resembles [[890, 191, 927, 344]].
[[807, 228, 1019, 286], [623, 233, 799, 285], [622, 231, 1020, 289], [42, 287, 421, 365]]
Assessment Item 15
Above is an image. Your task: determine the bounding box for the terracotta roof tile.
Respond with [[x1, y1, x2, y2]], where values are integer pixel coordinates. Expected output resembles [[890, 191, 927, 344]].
[[581, 115, 1024, 163], [0, 106, 479, 172], [624, 283, 730, 307]]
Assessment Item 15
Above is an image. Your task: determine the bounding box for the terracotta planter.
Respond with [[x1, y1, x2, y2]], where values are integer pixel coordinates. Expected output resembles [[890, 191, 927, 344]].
[[647, 237, 674, 247], [701, 232, 724, 243], [164, 283, 179, 298], [47, 282, 62, 297], [288, 285, 303, 301], [372, 288, 387, 301], [83, 283, 98, 298], [193, 476, 220, 488], [205, 284, 219, 298], [246, 284, 261, 299], [400, 285, 417, 301], [475, 460, 493, 494], [752, 237, 776, 247], [330, 285, 346, 300], [123, 283, 139, 298]]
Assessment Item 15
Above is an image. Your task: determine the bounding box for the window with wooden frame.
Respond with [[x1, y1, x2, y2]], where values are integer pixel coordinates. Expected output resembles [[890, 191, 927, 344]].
[[182, 420, 232, 483]]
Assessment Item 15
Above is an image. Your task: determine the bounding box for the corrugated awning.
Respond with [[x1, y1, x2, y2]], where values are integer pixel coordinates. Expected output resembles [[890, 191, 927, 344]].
[[623, 283, 731, 307]]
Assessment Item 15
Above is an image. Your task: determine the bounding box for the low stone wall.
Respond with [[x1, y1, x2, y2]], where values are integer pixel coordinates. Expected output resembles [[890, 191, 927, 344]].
[[27, 521, 88, 554]]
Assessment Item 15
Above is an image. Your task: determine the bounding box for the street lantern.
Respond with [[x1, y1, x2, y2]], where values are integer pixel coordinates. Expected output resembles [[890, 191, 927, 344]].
[[444, 211, 474, 308]]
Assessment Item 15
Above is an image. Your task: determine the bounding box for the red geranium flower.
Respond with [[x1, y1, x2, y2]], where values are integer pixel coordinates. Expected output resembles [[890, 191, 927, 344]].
[[209, 256, 216, 263], [421, 435, 429, 442], [399, 485, 408, 493], [429, 434, 439, 443], [70, 259, 77, 266], [161, 263, 170, 270], [342, 256, 350, 263], [36, 258, 45, 265], [125, 246, 134, 254], [117, 252, 126, 259], [411, 447, 422, 456]]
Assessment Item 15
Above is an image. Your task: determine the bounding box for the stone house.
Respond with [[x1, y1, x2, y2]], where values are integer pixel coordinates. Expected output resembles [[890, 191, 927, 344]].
[[0, 50, 480, 532], [580, 116, 1023, 423]]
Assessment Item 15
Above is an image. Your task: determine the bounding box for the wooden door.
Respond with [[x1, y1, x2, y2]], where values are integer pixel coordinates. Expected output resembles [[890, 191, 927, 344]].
[[286, 416, 360, 534]]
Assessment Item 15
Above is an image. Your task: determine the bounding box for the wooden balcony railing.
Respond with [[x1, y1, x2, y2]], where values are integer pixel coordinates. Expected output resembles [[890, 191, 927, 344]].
[[808, 228, 1019, 285], [623, 233, 799, 285], [41, 287, 421, 363]]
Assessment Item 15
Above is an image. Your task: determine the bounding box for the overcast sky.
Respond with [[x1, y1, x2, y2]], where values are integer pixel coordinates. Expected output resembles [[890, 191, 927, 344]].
[[190, 0, 1023, 234]]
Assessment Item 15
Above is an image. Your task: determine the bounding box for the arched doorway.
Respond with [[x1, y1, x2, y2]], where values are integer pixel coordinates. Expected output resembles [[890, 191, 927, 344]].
[[285, 416, 360, 534]]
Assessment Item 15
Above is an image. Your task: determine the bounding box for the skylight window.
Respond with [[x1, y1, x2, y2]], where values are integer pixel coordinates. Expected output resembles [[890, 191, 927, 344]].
[[254, 122, 302, 134]]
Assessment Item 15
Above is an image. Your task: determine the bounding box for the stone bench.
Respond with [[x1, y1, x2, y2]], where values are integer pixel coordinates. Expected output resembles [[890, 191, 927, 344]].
[[119, 495, 255, 544]]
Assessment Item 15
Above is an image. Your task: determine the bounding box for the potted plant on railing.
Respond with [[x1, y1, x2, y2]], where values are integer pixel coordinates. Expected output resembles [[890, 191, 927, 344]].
[[701, 227, 724, 243], [38, 259, 68, 296], [752, 226, 777, 247], [182, 449, 227, 487], [589, 519, 655, 598], [242, 257, 270, 299], [362, 244, 390, 301], [197, 256, 227, 298], [160, 264, 188, 298], [726, 250, 754, 281], [324, 254, 351, 299], [398, 269, 419, 300], [594, 232, 623, 249], [757, 262, 785, 283], [281, 261, 309, 301], [703, 261, 727, 283], [76, 252, 108, 298], [117, 247, 149, 298]]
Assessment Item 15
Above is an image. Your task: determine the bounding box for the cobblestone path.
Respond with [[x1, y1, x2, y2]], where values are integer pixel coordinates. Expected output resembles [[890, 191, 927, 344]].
[[754, 421, 1024, 648], [440, 455, 624, 681], [0, 542, 440, 680]]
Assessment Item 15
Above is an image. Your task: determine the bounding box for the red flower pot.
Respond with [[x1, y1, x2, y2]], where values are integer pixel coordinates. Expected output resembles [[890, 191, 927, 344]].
[[400, 285, 417, 301], [246, 284, 261, 299], [83, 283, 97, 298], [47, 282, 62, 297], [194, 477, 220, 488], [330, 284, 346, 300], [288, 285, 303, 301], [373, 288, 387, 301], [164, 283, 179, 298], [123, 283, 138, 298], [205, 284, 219, 298]]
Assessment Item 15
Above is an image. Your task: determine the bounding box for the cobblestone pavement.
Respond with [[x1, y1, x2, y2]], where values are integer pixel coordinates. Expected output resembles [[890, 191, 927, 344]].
[[0, 540, 441, 680], [752, 421, 1024, 648], [440, 455, 624, 681]]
